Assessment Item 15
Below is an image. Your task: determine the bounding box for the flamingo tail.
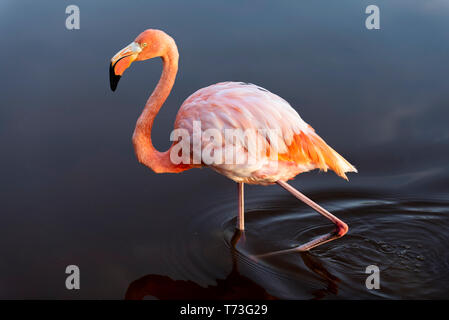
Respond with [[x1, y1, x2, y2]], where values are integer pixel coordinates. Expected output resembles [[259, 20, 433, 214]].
[[306, 131, 358, 180]]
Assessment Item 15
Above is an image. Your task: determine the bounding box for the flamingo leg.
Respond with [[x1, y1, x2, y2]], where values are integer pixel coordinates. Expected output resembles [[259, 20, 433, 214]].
[[237, 182, 245, 230], [258, 181, 348, 257], [230, 228, 245, 252]]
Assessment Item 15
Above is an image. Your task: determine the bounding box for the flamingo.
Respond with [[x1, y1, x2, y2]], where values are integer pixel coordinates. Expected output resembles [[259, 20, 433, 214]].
[[109, 29, 357, 252]]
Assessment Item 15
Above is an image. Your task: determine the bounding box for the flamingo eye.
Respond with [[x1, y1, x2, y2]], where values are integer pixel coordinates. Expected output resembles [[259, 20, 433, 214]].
[[141, 42, 148, 47]]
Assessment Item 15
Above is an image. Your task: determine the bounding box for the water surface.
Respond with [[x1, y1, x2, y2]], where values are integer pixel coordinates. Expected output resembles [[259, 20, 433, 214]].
[[0, 0, 448, 299]]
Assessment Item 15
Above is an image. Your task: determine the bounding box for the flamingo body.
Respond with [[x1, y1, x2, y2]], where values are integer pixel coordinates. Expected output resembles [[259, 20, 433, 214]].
[[110, 29, 356, 251], [175, 81, 357, 185]]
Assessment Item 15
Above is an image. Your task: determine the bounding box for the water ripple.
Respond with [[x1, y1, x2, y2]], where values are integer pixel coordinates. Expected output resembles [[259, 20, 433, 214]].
[[152, 190, 449, 299]]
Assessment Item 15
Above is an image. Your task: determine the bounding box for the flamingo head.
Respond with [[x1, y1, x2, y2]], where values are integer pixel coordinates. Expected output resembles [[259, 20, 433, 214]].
[[109, 29, 174, 91]]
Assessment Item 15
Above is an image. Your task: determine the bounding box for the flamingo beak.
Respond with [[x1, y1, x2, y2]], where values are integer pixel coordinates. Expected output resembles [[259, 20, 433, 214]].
[[109, 42, 142, 91]]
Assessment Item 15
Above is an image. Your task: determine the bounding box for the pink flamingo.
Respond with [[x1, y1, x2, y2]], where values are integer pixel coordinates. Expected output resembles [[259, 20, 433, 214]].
[[110, 29, 357, 252]]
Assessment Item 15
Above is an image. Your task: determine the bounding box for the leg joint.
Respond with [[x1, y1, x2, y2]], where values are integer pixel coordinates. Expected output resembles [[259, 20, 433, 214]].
[[335, 221, 349, 238]]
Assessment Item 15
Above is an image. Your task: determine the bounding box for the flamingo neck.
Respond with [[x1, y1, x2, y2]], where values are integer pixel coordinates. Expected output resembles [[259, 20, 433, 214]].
[[132, 43, 180, 173]]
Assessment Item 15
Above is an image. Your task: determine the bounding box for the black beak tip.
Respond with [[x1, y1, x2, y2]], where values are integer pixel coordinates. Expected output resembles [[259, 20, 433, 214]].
[[109, 63, 121, 92]]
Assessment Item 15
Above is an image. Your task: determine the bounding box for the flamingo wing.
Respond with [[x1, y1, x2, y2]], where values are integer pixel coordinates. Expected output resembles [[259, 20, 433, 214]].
[[174, 82, 357, 184]]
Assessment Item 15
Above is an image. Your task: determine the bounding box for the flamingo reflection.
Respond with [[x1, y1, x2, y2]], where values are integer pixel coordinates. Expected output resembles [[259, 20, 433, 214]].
[[125, 230, 340, 300]]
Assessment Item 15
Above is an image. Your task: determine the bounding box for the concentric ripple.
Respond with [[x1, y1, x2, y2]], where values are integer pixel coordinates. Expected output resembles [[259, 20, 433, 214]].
[[161, 190, 449, 299]]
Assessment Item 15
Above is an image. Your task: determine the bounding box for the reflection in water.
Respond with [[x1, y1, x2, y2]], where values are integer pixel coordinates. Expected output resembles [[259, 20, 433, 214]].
[[125, 229, 341, 300], [125, 272, 276, 300], [151, 191, 449, 299], [125, 230, 277, 300], [300, 252, 341, 299]]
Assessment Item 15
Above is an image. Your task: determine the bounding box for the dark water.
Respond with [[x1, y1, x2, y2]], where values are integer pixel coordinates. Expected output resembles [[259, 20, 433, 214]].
[[1, 0, 449, 299]]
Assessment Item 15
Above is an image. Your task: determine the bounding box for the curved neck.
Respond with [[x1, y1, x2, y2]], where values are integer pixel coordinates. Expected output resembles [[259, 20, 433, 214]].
[[132, 44, 181, 173]]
